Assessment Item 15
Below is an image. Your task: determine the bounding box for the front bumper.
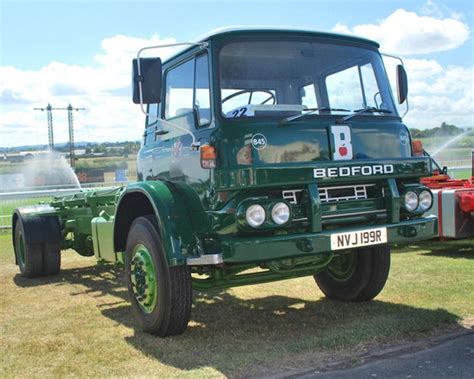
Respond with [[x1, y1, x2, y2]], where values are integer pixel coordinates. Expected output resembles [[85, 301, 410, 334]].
[[218, 216, 437, 264]]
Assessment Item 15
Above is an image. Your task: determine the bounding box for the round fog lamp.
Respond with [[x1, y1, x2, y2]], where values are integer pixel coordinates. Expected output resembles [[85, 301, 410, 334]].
[[246, 204, 266, 227], [271, 202, 290, 225], [404, 191, 418, 212], [418, 190, 433, 211]]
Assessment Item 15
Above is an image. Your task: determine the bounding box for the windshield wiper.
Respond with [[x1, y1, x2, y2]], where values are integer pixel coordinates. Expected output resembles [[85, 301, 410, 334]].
[[279, 107, 351, 127], [336, 106, 392, 124]]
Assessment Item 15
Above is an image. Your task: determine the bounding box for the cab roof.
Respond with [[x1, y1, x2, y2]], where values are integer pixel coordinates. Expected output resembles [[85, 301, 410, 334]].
[[197, 26, 379, 48], [163, 27, 379, 64]]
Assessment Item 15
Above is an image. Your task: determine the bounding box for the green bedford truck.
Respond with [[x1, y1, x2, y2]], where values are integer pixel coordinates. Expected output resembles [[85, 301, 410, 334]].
[[12, 28, 436, 336]]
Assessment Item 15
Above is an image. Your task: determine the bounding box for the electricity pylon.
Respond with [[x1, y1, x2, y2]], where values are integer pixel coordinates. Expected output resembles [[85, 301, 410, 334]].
[[34, 104, 85, 167]]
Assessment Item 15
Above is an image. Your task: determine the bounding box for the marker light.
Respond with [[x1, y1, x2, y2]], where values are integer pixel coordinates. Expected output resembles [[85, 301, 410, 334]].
[[200, 145, 216, 169], [412, 140, 424, 156], [245, 204, 266, 227], [404, 191, 419, 212], [418, 190, 433, 211], [271, 202, 290, 225]]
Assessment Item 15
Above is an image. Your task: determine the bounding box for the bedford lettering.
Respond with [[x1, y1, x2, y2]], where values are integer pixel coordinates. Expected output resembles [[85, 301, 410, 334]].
[[313, 164, 395, 179]]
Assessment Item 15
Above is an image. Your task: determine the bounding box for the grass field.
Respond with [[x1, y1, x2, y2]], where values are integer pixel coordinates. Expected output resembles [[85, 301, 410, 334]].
[[0, 198, 53, 228], [0, 234, 473, 377]]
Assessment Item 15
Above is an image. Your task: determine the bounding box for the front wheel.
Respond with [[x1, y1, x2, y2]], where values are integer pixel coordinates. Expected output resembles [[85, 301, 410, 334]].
[[314, 245, 391, 302], [125, 215, 192, 337]]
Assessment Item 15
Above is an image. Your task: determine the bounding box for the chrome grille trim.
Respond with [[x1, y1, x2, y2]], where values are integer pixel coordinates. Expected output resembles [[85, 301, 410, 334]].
[[319, 184, 375, 203], [321, 210, 386, 219], [282, 184, 376, 205], [282, 189, 303, 204]]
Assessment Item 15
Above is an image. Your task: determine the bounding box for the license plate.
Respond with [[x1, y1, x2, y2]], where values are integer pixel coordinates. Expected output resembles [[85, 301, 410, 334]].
[[330, 227, 387, 251]]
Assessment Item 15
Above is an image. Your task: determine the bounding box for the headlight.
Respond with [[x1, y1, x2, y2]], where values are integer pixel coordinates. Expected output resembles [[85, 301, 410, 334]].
[[246, 204, 266, 227], [418, 190, 433, 211], [404, 191, 419, 212], [271, 202, 290, 225]]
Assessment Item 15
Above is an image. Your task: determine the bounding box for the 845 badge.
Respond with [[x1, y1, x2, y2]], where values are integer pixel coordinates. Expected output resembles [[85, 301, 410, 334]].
[[251, 133, 267, 150]]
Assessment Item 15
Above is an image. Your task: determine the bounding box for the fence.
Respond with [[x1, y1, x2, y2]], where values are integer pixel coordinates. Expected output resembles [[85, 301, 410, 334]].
[[0, 181, 129, 229]]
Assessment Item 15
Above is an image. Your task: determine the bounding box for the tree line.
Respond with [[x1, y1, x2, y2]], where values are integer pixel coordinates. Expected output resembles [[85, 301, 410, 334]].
[[410, 122, 466, 139]]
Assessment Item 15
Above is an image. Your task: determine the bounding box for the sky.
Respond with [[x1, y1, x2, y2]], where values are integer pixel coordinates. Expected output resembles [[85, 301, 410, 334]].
[[0, 0, 473, 147]]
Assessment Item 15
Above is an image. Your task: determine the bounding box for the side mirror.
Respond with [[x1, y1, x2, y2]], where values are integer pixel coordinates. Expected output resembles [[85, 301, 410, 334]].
[[132, 58, 162, 104], [396, 64, 408, 104]]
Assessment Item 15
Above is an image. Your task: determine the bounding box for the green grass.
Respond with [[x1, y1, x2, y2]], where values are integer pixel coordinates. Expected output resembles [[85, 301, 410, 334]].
[[0, 198, 53, 228], [0, 235, 473, 377], [0, 197, 51, 216], [450, 168, 472, 179]]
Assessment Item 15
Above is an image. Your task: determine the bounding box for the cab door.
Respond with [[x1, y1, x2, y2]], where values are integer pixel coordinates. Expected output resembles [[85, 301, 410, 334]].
[[156, 53, 213, 188]]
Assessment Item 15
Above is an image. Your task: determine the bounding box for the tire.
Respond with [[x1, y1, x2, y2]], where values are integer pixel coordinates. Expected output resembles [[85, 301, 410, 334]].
[[314, 245, 391, 302], [43, 242, 61, 276], [125, 215, 192, 337], [14, 219, 43, 278]]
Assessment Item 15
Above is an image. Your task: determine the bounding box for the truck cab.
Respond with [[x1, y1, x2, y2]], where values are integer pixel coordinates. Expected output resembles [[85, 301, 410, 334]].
[[119, 28, 436, 334]]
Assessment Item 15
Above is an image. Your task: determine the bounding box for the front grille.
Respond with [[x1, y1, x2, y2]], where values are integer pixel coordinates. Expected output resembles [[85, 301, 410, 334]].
[[282, 189, 304, 204], [278, 183, 386, 224], [282, 184, 379, 205], [319, 184, 377, 203]]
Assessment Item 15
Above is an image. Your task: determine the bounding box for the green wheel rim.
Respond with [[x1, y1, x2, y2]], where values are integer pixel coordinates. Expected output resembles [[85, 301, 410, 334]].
[[17, 231, 26, 268], [327, 252, 357, 282], [130, 244, 158, 314]]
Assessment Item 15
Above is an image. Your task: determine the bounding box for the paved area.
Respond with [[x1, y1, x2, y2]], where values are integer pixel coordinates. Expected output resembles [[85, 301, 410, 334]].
[[300, 331, 474, 379]]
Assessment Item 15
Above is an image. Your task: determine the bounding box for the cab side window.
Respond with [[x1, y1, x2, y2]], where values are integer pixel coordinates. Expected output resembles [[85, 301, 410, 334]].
[[165, 59, 194, 119], [163, 53, 212, 129], [194, 54, 211, 126], [144, 103, 158, 145]]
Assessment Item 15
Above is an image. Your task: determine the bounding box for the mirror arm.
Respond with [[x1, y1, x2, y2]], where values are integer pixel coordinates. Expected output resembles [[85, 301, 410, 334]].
[[136, 42, 208, 148], [381, 52, 409, 118]]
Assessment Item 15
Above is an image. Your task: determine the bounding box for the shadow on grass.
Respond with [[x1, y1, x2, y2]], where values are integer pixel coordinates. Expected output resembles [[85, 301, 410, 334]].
[[396, 239, 474, 260], [13, 263, 129, 301], [12, 264, 462, 375]]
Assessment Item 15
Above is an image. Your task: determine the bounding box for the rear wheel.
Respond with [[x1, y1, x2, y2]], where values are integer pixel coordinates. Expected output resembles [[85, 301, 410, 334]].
[[14, 219, 43, 278], [125, 215, 192, 337], [43, 242, 61, 276], [314, 245, 391, 302]]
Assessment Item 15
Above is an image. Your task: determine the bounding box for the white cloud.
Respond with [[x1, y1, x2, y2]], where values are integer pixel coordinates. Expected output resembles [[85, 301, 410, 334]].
[[333, 5, 473, 129], [382, 57, 474, 128], [0, 34, 180, 146], [332, 8, 470, 55], [0, 34, 179, 147]]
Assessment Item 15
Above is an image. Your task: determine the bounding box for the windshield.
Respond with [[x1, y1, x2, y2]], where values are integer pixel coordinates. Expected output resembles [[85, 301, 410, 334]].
[[219, 39, 397, 120]]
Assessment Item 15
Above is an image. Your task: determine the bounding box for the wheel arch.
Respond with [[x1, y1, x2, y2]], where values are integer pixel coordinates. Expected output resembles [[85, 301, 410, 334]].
[[113, 181, 201, 266]]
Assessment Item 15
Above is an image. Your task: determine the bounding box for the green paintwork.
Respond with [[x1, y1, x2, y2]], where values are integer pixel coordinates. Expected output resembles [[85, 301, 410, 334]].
[[130, 244, 158, 313], [115, 181, 207, 265], [91, 214, 116, 262], [14, 28, 438, 291], [218, 217, 436, 264]]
